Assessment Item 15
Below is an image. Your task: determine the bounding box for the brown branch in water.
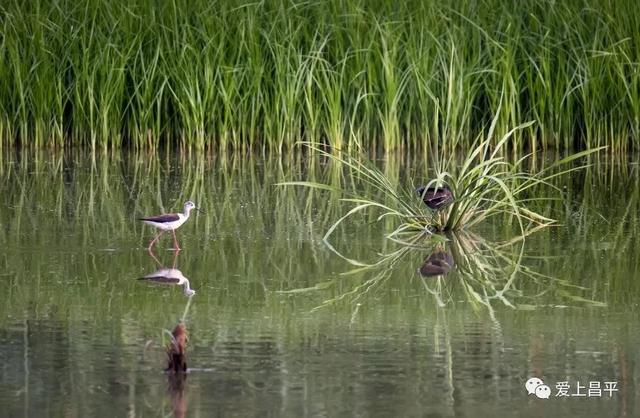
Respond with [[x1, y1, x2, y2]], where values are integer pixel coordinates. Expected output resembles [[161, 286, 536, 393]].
[[166, 322, 189, 418], [166, 322, 188, 373]]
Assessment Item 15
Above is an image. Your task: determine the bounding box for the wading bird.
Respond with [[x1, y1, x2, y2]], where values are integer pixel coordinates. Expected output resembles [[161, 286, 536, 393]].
[[139, 201, 201, 251], [416, 185, 453, 210]]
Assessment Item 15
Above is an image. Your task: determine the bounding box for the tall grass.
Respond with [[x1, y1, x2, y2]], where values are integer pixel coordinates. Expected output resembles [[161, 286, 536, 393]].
[[0, 0, 639, 152]]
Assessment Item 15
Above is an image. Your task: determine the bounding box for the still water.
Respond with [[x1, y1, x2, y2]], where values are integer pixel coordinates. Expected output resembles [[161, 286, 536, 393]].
[[0, 152, 638, 417]]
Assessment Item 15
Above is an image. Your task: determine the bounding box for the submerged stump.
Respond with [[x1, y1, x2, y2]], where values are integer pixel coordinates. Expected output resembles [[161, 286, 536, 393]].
[[166, 322, 188, 373]]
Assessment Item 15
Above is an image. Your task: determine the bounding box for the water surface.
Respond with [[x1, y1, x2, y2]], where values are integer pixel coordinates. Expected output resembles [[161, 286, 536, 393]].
[[0, 152, 638, 417]]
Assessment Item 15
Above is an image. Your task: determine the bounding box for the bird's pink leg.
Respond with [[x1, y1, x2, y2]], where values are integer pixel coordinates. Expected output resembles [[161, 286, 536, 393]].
[[172, 229, 181, 251], [148, 231, 165, 251], [171, 250, 179, 269], [147, 247, 162, 266]]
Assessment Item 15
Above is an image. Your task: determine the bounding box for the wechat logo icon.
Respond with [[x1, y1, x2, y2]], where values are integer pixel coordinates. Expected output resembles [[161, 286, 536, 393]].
[[526, 377, 551, 399]]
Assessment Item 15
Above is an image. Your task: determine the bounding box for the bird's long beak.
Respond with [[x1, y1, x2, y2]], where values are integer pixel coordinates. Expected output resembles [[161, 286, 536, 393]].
[[195, 208, 205, 214]]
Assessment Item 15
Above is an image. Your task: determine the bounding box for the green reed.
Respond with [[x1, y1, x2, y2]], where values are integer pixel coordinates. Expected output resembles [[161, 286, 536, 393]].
[[0, 0, 639, 153]]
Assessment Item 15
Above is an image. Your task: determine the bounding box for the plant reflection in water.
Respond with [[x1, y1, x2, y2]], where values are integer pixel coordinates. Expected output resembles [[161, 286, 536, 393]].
[[281, 227, 605, 321]]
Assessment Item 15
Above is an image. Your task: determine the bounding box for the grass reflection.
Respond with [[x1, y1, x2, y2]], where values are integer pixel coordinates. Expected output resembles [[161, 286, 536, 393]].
[[0, 149, 637, 324], [283, 228, 606, 318]]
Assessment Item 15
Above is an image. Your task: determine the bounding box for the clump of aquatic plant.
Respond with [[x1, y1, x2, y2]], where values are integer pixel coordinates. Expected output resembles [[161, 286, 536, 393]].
[[285, 118, 603, 244], [424, 120, 599, 233]]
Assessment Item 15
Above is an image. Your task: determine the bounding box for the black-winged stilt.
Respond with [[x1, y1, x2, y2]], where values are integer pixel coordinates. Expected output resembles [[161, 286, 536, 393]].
[[139, 201, 202, 251]]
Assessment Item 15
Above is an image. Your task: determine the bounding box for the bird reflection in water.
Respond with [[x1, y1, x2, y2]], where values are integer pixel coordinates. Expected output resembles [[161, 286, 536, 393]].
[[138, 249, 195, 296], [419, 248, 455, 277]]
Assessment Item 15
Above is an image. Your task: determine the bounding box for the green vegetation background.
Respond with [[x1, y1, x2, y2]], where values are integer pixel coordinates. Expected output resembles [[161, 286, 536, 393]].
[[1, 0, 638, 152]]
